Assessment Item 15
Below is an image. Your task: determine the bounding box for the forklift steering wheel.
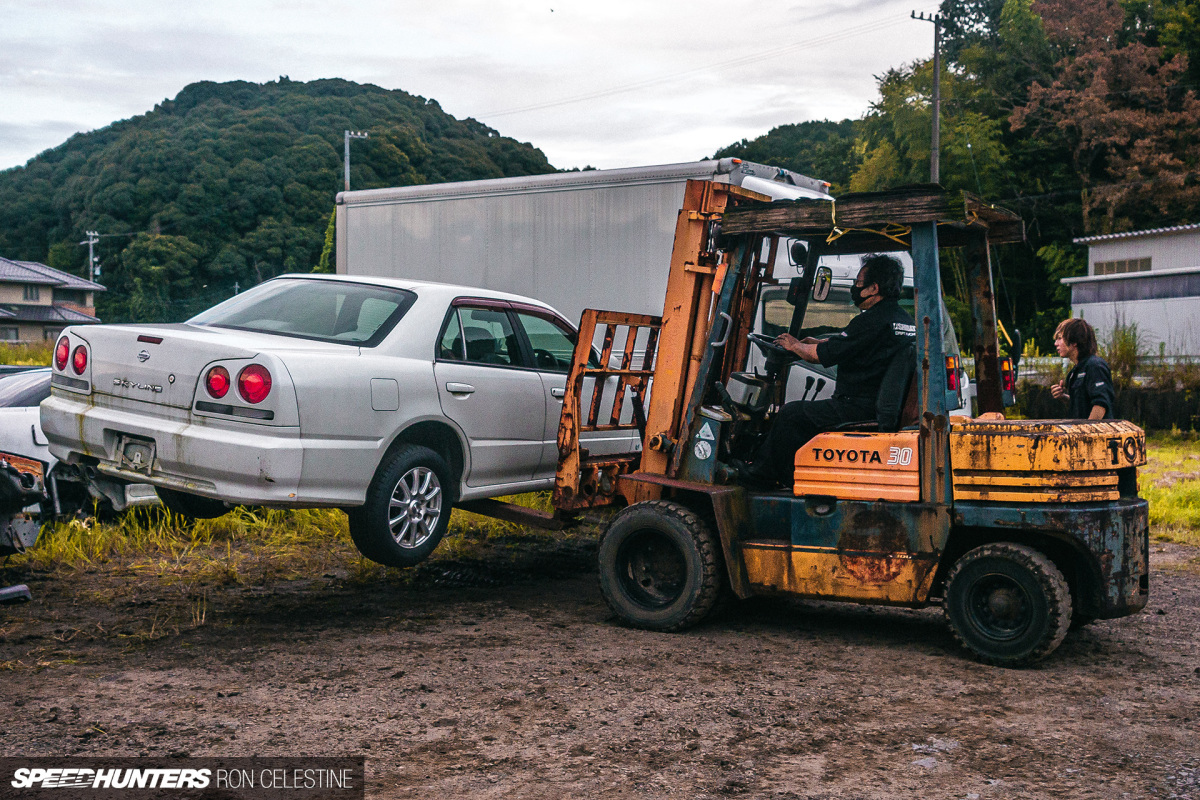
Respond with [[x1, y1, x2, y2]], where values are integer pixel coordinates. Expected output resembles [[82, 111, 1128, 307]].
[[747, 332, 797, 360]]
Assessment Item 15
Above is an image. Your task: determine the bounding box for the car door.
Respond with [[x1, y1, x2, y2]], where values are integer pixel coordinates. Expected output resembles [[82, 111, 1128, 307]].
[[511, 309, 641, 481], [433, 302, 546, 487]]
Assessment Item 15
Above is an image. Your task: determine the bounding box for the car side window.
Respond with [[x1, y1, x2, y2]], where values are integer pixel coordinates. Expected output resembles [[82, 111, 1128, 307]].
[[515, 312, 605, 372], [451, 307, 519, 367], [438, 310, 466, 361], [516, 313, 577, 373]]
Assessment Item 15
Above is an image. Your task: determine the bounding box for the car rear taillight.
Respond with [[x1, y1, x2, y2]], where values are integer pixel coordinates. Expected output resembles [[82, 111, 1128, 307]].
[[71, 345, 88, 375], [945, 355, 961, 392], [237, 364, 272, 404], [55, 336, 70, 371], [1000, 356, 1015, 392], [205, 366, 231, 398]]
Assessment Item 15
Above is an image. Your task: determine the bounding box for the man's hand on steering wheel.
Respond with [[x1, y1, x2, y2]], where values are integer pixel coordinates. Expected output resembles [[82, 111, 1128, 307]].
[[773, 333, 821, 363], [747, 332, 795, 359]]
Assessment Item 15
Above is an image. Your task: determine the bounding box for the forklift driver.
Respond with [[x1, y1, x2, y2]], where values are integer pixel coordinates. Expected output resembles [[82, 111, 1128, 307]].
[[740, 254, 917, 488]]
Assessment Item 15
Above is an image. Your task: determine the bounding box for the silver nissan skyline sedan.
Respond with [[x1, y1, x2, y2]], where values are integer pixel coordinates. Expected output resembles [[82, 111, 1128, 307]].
[[40, 274, 632, 567]]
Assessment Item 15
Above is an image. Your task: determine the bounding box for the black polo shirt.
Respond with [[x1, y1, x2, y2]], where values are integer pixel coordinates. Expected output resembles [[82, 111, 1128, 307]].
[[816, 298, 917, 400], [1065, 354, 1116, 419]]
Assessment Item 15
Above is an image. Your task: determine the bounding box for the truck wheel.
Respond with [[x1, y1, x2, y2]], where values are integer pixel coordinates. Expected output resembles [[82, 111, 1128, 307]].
[[349, 444, 453, 568], [944, 542, 1072, 667], [155, 487, 229, 520], [598, 500, 724, 632]]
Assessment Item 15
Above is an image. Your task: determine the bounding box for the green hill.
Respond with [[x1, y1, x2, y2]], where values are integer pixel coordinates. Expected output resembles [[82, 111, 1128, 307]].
[[0, 78, 556, 322]]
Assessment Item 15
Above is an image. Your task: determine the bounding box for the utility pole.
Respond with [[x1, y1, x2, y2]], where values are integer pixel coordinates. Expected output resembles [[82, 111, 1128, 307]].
[[912, 11, 943, 184], [79, 230, 100, 282], [344, 130, 369, 191]]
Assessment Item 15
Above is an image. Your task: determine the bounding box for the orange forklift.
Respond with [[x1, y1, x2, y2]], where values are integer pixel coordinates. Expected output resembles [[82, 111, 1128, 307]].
[[552, 180, 1149, 667]]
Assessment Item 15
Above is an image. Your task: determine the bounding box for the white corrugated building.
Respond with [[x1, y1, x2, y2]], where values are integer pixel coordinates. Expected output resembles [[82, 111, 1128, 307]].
[[1063, 224, 1200, 357]]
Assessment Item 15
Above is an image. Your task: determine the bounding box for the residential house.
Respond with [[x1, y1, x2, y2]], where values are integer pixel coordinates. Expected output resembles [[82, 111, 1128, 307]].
[[0, 256, 106, 343], [1063, 224, 1200, 357]]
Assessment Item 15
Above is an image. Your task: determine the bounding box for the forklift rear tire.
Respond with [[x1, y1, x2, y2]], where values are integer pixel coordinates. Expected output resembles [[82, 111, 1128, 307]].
[[944, 542, 1072, 667], [598, 500, 724, 632]]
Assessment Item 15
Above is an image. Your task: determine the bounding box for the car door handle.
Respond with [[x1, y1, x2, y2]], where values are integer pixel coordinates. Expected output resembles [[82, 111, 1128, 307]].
[[551, 388, 566, 399], [445, 382, 475, 395], [31, 424, 49, 446]]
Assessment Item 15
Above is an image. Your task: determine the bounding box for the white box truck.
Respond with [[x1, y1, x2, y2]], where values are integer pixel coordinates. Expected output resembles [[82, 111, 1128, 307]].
[[335, 158, 831, 322]]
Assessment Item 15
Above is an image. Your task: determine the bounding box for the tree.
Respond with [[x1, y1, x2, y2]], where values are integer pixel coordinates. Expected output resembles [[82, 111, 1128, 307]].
[[1011, 0, 1200, 232], [111, 234, 204, 322]]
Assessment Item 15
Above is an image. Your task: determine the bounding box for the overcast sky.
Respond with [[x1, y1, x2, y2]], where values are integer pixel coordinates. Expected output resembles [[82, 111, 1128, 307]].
[[1, 0, 939, 173]]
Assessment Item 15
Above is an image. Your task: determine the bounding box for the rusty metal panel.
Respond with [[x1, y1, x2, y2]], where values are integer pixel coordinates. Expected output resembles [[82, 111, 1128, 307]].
[[741, 545, 940, 605], [949, 419, 1147, 472], [744, 497, 947, 605], [953, 499, 1149, 617], [952, 467, 1120, 502]]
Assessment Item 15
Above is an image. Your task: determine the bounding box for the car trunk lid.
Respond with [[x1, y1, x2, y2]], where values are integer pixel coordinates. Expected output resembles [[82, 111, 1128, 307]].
[[76, 324, 351, 410]]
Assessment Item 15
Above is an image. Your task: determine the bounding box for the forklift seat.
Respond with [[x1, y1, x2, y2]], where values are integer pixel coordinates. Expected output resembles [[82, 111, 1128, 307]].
[[834, 343, 918, 433]]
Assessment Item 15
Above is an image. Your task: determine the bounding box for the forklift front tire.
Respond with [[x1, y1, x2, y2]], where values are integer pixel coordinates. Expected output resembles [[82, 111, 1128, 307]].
[[944, 542, 1072, 667], [598, 500, 724, 632]]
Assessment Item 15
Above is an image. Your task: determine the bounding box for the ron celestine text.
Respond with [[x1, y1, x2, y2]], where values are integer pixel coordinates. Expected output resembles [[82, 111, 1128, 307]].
[[0, 757, 364, 798]]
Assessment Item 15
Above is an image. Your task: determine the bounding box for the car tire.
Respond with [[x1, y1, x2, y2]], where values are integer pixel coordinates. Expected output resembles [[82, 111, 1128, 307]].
[[155, 487, 229, 520], [944, 542, 1072, 667], [349, 444, 454, 568], [597, 500, 725, 632]]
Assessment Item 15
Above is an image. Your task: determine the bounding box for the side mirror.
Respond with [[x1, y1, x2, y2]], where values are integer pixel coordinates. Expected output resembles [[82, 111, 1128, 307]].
[[811, 266, 833, 302], [789, 241, 809, 266]]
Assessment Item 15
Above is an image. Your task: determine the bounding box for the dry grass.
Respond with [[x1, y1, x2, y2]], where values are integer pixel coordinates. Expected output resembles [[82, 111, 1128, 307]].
[[12, 492, 562, 584]]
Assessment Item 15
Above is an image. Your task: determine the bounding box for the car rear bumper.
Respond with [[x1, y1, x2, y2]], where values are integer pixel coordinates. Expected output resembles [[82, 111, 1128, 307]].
[[41, 392, 315, 506]]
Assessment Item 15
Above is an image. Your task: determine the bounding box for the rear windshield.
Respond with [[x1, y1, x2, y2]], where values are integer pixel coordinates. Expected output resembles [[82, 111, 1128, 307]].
[[188, 279, 417, 347]]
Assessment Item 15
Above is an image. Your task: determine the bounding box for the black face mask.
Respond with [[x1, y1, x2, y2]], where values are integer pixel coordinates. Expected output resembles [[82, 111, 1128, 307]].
[[850, 283, 871, 307]]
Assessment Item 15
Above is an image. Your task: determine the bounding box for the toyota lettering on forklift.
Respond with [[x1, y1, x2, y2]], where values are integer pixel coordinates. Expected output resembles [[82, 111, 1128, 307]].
[[553, 180, 1148, 667]]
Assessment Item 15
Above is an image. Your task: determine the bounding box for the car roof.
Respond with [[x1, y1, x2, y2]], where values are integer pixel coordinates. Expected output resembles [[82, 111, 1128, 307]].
[[273, 273, 560, 313]]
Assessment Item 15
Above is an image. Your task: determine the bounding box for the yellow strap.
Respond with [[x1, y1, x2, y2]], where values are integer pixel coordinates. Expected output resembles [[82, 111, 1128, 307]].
[[997, 318, 1014, 348], [826, 221, 912, 246]]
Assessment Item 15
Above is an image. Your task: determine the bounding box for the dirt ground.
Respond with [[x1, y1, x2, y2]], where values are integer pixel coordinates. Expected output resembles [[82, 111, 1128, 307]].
[[1, 530, 1198, 800]]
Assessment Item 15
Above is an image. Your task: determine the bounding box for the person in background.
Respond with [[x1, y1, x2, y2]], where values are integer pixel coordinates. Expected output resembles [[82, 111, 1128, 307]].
[[1050, 318, 1115, 420]]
